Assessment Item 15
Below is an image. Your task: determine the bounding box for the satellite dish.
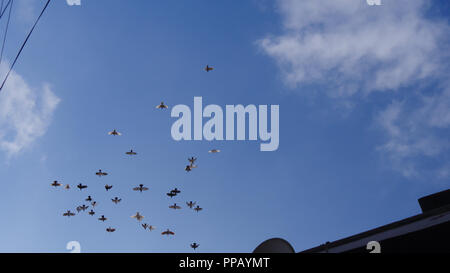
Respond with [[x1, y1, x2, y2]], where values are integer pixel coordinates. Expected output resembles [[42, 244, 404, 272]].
[[253, 238, 295, 253]]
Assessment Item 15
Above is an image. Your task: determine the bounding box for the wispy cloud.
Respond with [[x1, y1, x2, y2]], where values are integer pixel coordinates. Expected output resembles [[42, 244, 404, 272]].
[[258, 0, 450, 178], [258, 0, 448, 96], [376, 90, 450, 178], [0, 64, 60, 157], [437, 163, 450, 179]]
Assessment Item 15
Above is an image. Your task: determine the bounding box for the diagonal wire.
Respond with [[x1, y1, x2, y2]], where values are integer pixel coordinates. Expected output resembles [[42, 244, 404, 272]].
[[0, 0, 12, 65], [0, 0, 51, 92], [0, 0, 11, 20]]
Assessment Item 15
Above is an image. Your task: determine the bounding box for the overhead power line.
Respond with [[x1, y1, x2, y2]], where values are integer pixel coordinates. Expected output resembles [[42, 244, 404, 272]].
[[0, 0, 13, 65], [0, 0, 11, 20], [0, 0, 51, 92]]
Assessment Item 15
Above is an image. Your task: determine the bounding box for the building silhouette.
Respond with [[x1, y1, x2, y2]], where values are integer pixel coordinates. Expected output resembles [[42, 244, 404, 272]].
[[254, 189, 450, 253]]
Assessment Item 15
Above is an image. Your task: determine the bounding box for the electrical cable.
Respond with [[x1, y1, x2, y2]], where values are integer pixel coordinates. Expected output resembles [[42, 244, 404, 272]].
[[0, 0, 13, 65], [0, 0, 51, 92], [0, 0, 11, 20]]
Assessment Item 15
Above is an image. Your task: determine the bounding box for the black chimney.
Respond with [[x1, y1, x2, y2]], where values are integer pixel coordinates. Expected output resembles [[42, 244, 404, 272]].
[[418, 189, 450, 213]]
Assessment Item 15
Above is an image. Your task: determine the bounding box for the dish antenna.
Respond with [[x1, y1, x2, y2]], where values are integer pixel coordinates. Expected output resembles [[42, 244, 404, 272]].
[[253, 238, 295, 253]]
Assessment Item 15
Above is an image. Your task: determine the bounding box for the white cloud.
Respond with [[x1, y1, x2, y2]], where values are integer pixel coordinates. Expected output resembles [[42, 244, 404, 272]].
[[258, 0, 448, 96], [376, 92, 450, 178], [258, 0, 450, 178], [0, 64, 60, 156]]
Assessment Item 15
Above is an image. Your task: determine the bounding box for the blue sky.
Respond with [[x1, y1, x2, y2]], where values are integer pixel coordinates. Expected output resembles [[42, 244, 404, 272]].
[[0, 0, 448, 253]]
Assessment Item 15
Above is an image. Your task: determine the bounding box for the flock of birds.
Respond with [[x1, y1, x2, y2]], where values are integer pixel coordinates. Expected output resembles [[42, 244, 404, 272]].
[[53, 65, 219, 252]]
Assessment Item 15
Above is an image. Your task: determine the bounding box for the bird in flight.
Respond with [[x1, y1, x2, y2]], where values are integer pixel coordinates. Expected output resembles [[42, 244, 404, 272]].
[[126, 149, 137, 155], [204, 65, 213, 72], [194, 205, 203, 212], [161, 229, 175, 236], [64, 184, 70, 190], [156, 102, 168, 109], [208, 149, 220, 153], [133, 184, 148, 192], [105, 185, 113, 191], [98, 215, 107, 222], [148, 225, 155, 231], [131, 212, 144, 221], [108, 129, 121, 136], [91, 201, 97, 208], [142, 223, 149, 230], [63, 210, 75, 217], [106, 227, 116, 233], [86, 196, 92, 202], [171, 188, 181, 194], [96, 169, 108, 177], [88, 210, 95, 216], [77, 183, 88, 190], [186, 201, 196, 209], [112, 197, 121, 204], [185, 165, 192, 172], [77, 204, 89, 212], [191, 243, 200, 250], [167, 192, 177, 198], [51, 181, 62, 187], [188, 157, 197, 164], [169, 203, 182, 210]]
